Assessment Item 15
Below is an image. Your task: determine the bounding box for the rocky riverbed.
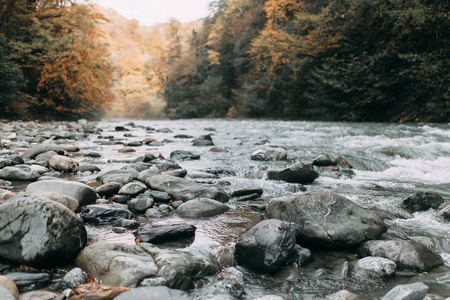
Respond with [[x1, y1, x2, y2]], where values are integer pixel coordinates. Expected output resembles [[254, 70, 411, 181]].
[[0, 119, 449, 300]]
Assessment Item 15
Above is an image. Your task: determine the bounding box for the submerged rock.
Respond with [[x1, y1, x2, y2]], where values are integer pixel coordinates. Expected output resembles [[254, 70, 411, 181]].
[[0, 196, 86, 268], [401, 192, 445, 213], [175, 198, 230, 218], [146, 174, 228, 203], [313, 154, 338, 166], [267, 162, 319, 184], [357, 240, 443, 271], [265, 191, 387, 248], [235, 219, 296, 274]]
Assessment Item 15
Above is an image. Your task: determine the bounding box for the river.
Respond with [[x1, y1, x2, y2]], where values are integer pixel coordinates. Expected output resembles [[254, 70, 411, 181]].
[[70, 120, 449, 299]]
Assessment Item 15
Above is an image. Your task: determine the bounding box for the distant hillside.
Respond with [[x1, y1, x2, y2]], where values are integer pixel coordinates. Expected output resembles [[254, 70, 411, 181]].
[[94, 5, 202, 119]]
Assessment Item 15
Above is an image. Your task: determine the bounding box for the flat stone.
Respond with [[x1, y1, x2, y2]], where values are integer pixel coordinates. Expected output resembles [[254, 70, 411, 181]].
[[79, 204, 134, 225], [381, 282, 429, 300], [4, 272, 51, 292], [134, 223, 196, 243], [176, 198, 230, 218], [0, 167, 41, 181]]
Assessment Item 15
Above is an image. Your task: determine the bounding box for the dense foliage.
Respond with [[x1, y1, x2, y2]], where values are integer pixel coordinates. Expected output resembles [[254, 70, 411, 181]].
[[0, 0, 113, 120], [164, 0, 450, 122]]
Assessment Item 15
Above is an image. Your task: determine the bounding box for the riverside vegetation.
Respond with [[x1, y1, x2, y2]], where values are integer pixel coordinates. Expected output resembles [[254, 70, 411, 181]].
[[0, 119, 449, 299], [1, 0, 449, 122]]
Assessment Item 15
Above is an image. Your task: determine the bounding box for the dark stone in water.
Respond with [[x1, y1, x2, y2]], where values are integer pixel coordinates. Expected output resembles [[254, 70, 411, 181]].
[[96, 182, 123, 197], [267, 162, 319, 184], [401, 191, 445, 213], [174, 134, 193, 139], [110, 194, 130, 204], [230, 188, 263, 198], [5, 272, 51, 292], [80, 204, 134, 225], [148, 190, 171, 202], [115, 126, 129, 131], [134, 223, 196, 243], [84, 152, 101, 158], [235, 219, 296, 274], [73, 165, 101, 173], [170, 150, 200, 161], [265, 191, 387, 248], [204, 167, 236, 176], [313, 154, 338, 166], [193, 134, 214, 146]]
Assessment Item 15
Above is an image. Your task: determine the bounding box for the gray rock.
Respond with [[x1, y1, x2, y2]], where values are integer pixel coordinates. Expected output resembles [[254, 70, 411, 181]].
[[349, 257, 397, 280], [176, 198, 229, 218], [96, 182, 123, 197], [156, 128, 172, 133], [0, 287, 16, 300], [251, 147, 287, 161], [35, 151, 58, 164], [235, 219, 296, 274], [128, 197, 154, 213], [0, 196, 86, 268], [149, 159, 182, 172], [149, 190, 171, 202], [267, 162, 319, 184], [0, 275, 19, 298], [31, 191, 79, 211], [285, 244, 312, 267], [114, 286, 190, 300], [73, 164, 101, 173], [134, 223, 196, 243], [146, 175, 228, 203], [0, 167, 41, 181], [358, 240, 443, 271], [22, 144, 60, 159], [230, 188, 264, 198], [96, 169, 139, 185], [121, 162, 151, 172], [119, 181, 146, 196], [381, 282, 429, 300], [162, 168, 187, 177], [75, 242, 218, 289], [265, 191, 387, 248], [58, 267, 86, 290], [79, 204, 134, 225], [325, 290, 359, 300], [402, 192, 445, 213], [4, 272, 51, 292], [138, 167, 161, 182], [192, 134, 214, 146], [336, 157, 353, 169], [170, 150, 200, 160], [145, 208, 165, 218], [313, 154, 338, 166], [26, 180, 97, 206], [440, 203, 450, 221], [48, 155, 77, 172]]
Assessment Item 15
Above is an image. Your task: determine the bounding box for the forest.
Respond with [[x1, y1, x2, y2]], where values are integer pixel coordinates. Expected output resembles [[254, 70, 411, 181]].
[[1, 0, 449, 122]]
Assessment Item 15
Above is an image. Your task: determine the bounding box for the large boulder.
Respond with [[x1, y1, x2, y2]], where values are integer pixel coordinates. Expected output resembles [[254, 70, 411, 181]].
[[75, 242, 219, 290], [30, 191, 79, 212], [267, 162, 319, 184], [401, 192, 445, 213], [265, 191, 387, 248], [357, 240, 443, 271], [26, 180, 97, 207], [175, 198, 230, 218], [0, 167, 41, 181], [235, 219, 296, 274], [114, 286, 190, 300], [0, 196, 87, 268], [146, 175, 228, 203]]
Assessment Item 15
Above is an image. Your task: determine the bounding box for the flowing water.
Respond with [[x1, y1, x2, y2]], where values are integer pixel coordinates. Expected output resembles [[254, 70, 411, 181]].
[[79, 120, 450, 299]]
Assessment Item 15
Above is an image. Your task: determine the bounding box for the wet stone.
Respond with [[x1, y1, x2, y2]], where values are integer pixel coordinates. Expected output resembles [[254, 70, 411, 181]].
[[114, 286, 190, 300], [193, 134, 214, 146], [79, 204, 134, 225], [313, 153, 338, 166], [96, 182, 123, 197], [230, 188, 264, 198], [349, 257, 397, 280], [381, 282, 429, 300], [118, 181, 146, 196], [170, 150, 200, 160], [73, 164, 101, 173], [58, 267, 86, 290], [401, 191, 445, 213], [128, 197, 154, 213], [4, 272, 51, 292], [267, 162, 319, 184], [134, 223, 197, 243], [175, 198, 230, 218]]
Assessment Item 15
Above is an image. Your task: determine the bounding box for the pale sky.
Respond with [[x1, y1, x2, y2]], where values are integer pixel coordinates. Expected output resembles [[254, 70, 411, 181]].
[[94, 0, 212, 26]]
